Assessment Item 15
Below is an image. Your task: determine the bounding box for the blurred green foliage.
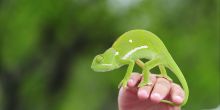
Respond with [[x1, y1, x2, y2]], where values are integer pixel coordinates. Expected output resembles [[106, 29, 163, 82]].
[[0, 0, 219, 110]]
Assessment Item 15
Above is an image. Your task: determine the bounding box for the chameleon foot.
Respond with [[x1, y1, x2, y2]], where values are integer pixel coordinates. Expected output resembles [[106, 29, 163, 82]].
[[138, 81, 153, 87], [157, 75, 173, 82], [118, 79, 128, 88]]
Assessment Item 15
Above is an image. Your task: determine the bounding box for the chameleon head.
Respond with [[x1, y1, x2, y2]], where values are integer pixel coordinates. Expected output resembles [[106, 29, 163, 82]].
[[91, 48, 119, 72]]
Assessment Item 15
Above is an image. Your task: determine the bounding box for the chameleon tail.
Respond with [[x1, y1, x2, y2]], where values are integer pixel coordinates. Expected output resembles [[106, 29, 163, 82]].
[[167, 59, 189, 106]]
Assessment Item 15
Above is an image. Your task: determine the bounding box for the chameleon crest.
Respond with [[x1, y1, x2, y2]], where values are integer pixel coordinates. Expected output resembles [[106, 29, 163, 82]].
[[91, 29, 189, 106]]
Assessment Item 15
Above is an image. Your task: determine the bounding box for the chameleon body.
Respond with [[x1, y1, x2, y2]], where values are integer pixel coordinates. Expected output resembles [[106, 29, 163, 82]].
[[91, 29, 189, 106]]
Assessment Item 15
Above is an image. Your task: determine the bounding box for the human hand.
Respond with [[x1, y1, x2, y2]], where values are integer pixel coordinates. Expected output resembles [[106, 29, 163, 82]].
[[118, 73, 185, 110]]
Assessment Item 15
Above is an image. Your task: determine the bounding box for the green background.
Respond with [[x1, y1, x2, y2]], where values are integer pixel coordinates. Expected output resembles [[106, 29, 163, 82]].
[[0, 0, 219, 110]]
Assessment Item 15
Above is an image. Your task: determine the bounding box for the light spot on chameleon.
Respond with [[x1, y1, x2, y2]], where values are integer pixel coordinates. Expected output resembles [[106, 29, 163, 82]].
[[122, 45, 148, 59], [129, 39, 133, 43], [115, 52, 119, 55]]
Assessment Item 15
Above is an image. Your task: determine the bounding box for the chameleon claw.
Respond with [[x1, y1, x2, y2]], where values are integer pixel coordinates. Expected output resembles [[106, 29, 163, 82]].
[[118, 83, 122, 89], [156, 75, 173, 82], [147, 82, 153, 85], [118, 80, 123, 88], [118, 80, 127, 88], [138, 81, 152, 87]]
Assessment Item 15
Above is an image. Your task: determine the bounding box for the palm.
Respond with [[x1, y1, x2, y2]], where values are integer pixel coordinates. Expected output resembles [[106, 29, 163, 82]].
[[119, 87, 179, 110], [118, 73, 184, 110]]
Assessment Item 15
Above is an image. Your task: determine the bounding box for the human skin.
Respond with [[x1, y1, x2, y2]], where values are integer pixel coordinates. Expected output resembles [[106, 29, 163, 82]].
[[118, 73, 185, 110]]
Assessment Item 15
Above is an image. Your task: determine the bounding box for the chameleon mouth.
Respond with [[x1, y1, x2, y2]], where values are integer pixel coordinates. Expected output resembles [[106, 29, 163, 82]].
[[91, 63, 114, 72]]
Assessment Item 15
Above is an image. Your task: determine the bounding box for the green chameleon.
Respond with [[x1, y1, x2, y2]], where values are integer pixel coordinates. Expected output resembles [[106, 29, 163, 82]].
[[91, 29, 189, 106]]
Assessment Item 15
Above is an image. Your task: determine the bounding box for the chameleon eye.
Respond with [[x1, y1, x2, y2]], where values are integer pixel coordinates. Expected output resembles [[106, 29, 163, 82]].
[[96, 55, 103, 63]]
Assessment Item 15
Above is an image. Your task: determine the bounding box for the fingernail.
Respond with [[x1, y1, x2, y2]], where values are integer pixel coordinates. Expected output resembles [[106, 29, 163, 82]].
[[151, 93, 161, 102], [138, 90, 148, 98], [128, 79, 134, 86], [174, 96, 183, 103]]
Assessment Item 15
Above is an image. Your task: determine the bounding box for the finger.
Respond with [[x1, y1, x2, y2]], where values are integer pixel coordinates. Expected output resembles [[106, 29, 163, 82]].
[[170, 83, 185, 105], [127, 72, 142, 88], [150, 78, 171, 103], [137, 74, 157, 100]]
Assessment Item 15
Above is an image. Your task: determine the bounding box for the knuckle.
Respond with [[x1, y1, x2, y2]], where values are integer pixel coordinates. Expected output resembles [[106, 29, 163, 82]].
[[173, 83, 182, 90], [158, 78, 170, 85]]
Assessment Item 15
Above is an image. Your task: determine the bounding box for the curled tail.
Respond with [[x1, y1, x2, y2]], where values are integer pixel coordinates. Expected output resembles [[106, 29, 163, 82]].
[[167, 59, 189, 106]]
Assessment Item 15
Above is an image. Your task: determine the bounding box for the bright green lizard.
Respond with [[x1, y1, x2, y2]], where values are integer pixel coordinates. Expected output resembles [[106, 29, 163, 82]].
[[91, 29, 189, 106]]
